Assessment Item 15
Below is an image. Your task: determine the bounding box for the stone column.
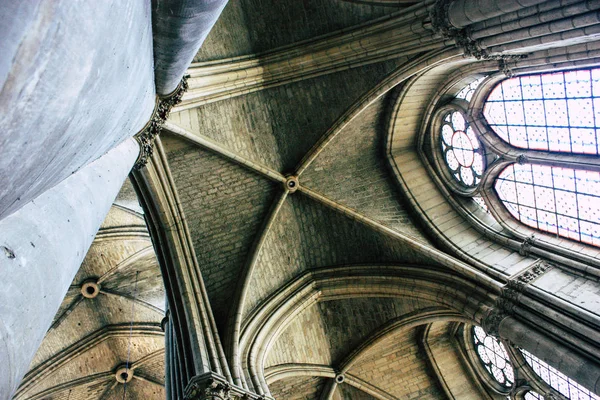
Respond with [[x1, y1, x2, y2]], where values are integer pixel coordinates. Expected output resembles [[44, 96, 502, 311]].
[[492, 315, 600, 395], [0, 138, 139, 399], [152, 0, 229, 95], [446, 0, 548, 28]]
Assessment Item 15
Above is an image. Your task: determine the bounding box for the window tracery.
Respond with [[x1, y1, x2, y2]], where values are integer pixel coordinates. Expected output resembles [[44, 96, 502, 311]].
[[436, 68, 600, 248], [440, 110, 485, 188], [495, 164, 600, 246], [469, 326, 597, 400], [456, 76, 486, 102], [472, 326, 515, 388]]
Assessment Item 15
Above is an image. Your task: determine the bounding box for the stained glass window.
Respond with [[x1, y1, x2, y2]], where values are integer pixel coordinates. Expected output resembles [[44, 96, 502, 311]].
[[524, 391, 545, 400], [483, 68, 600, 154], [440, 111, 486, 188], [495, 164, 600, 246], [457, 76, 486, 102], [521, 349, 600, 400], [473, 195, 489, 212], [473, 326, 515, 388]]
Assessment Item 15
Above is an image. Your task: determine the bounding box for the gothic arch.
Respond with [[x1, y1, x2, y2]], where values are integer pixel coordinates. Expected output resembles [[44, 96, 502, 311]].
[[238, 264, 498, 396]]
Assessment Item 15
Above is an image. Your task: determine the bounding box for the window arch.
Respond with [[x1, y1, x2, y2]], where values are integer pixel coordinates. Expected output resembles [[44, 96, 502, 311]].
[[435, 67, 600, 249], [466, 325, 597, 400]]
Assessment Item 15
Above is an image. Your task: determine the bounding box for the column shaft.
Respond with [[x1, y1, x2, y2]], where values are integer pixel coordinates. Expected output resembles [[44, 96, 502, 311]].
[[499, 317, 600, 395], [152, 0, 229, 95], [0, 138, 139, 399], [447, 0, 548, 28]]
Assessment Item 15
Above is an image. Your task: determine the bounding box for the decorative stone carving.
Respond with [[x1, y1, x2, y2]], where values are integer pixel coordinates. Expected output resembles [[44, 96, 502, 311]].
[[430, 0, 530, 60], [500, 59, 514, 78], [430, 0, 454, 37], [185, 377, 233, 400], [517, 261, 552, 285], [284, 175, 299, 193], [133, 75, 189, 170], [482, 308, 508, 336], [516, 154, 528, 165], [519, 234, 536, 256], [184, 373, 268, 400], [485, 261, 552, 336]]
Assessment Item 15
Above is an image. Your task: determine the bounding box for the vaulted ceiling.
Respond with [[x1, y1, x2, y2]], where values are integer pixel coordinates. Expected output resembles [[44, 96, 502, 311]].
[[17, 1, 488, 399]]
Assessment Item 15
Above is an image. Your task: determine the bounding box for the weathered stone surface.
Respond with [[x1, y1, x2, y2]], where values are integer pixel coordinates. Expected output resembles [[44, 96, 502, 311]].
[[0, 139, 139, 399], [0, 0, 155, 221]]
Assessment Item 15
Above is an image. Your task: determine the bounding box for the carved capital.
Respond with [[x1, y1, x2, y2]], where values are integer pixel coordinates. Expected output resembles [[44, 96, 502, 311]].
[[184, 374, 267, 400], [133, 75, 189, 170], [430, 0, 454, 36], [185, 378, 232, 400]]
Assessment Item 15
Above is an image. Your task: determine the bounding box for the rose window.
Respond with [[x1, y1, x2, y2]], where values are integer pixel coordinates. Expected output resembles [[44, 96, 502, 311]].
[[440, 111, 485, 188]]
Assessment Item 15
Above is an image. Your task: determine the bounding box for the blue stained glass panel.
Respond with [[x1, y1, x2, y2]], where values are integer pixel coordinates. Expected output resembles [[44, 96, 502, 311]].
[[484, 68, 600, 155], [495, 164, 600, 247]]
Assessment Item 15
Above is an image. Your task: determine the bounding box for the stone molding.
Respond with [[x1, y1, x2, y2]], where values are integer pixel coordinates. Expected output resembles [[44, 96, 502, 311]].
[[184, 373, 267, 400], [519, 234, 536, 256], [483, 261, 552, 335], [430, 0, 529, 60], [133, 75, 189, 170], [515, 261, 552, 286]]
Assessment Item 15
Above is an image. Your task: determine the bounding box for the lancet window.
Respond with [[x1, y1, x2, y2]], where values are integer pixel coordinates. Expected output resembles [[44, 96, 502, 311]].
[[436, 68, 600, 249]]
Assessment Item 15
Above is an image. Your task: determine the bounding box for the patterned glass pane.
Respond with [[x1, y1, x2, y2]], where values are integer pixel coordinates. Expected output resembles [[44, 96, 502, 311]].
[[473, 326, 514, 388], [521, 349, 600, 400], [495, 164, 600, 247], [524, 391, 545, 400], [484, 68, 600, 154], [457, 76, 486, 102], [440, 111, 486, 188]]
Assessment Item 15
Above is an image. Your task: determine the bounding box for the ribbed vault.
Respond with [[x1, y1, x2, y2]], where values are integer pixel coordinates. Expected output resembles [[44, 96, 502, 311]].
[[14, 188, 166, 400]]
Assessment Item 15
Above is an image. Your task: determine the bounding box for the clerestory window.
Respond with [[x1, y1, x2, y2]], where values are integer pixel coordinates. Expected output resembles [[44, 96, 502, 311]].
[[520, 349, 600, 400], [472, 326, 515, 388], [437, 68, 600, 248], [469, 326, 596, 399]]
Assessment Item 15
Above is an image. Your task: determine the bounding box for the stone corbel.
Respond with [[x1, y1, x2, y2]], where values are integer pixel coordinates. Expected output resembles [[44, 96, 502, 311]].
[[133, 75, 189, 170]]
